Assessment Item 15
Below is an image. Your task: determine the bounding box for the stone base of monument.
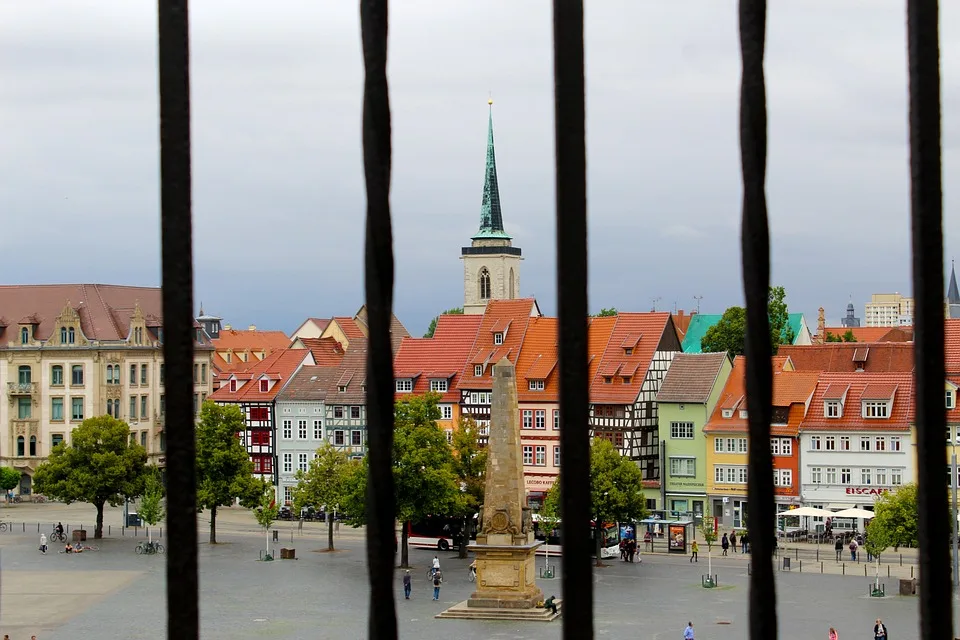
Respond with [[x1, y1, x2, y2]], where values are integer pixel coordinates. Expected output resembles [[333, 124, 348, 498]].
[[435, 599, 562, 621]]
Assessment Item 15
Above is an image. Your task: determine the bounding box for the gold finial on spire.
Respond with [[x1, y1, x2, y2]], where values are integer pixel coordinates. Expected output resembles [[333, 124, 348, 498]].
[[488, 91, 493, 106]]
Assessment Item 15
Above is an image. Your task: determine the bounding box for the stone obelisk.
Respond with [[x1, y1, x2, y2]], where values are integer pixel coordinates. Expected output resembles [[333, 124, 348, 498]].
[[466, 357, 543, 609]]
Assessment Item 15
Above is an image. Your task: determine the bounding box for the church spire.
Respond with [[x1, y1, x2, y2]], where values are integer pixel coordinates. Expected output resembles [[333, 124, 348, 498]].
[[948, 260, 960, 305], [474, 100, 511, 240]]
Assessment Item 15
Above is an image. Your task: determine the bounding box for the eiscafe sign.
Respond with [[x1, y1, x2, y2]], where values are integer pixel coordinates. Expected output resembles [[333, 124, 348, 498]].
[[844, 487, 890, 496]]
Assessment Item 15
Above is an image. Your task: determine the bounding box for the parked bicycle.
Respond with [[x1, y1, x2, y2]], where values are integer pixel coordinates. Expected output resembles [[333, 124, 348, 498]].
[[34, 495, 46, 503], [135, 540, 165, 555], [0, 522, 7, 532], [10, 495, 21, 504]]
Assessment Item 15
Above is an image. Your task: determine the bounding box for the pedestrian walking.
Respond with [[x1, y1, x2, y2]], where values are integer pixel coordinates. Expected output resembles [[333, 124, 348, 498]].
[[834, 536, 843, 562], [729, 531, 737, 553], [683, 621, 695, 639], [849, 538, 858, 562], [620, 539, 627, 561], [741, 532, 749, 553], [828, 627, 839, 640], [627, 538, 636, 563], [873, 618, 887, 639], [39, 532, 48, 554], [402, 570, 412, 599], [432, 571, 442, 601], [721, 533, 729, 556], [690, 540, 699, 563]]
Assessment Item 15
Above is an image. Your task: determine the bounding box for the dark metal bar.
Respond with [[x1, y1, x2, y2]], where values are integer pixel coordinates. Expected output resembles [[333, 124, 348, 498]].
[[359, 0, 397, 637], [738, 1, 777, 639], [157, 1, 198, 639], [907, 1, 950, 638], [552, 1, 592, 638]]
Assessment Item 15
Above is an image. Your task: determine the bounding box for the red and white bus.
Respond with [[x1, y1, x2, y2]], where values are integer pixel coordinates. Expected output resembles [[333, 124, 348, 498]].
[[406, 515, 477, 551]]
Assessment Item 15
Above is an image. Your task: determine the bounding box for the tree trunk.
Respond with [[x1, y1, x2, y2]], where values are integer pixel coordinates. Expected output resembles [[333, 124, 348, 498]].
[[327, 513, 335, 551], [95, 501, 105, 539], [594, 519, 604, 567], [400, 521, 410, 568], [266, 525, 270, 557], [458, 515, 468, 559], [209, 505, 218, 544]]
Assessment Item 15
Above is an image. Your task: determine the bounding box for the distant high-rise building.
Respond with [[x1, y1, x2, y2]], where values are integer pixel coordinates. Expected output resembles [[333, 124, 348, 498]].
[[840, 302, 860, 328], [864, 293, 913, 327]]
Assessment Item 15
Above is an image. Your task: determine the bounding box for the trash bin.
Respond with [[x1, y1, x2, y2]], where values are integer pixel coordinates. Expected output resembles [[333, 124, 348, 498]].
[[899, 578, 916, 595], [72, 530, 87, 542], [126, 513, 143, 527]]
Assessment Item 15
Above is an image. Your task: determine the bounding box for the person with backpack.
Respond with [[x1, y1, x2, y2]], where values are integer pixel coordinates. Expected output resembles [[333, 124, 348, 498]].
[[432, 570, 442, 600], [849, 538, 858, 562]]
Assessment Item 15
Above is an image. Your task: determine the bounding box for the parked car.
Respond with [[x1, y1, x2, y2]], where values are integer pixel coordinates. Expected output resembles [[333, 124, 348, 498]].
[[278, 506, 293, 521]]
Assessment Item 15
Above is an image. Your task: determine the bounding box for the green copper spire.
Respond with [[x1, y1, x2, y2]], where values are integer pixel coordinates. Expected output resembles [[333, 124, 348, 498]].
[[474, 100, 511, 240]]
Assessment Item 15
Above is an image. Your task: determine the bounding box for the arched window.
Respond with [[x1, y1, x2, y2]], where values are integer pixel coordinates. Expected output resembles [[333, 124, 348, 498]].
[[60, 327, 67, 342], [51, 365, 63, 386], [479, 268, 491, 300], [68, 327, 75, 343], [509, 268, 516, 299], [20, 327, 28, 344], [106, 365, 113, 384], [16, 436, 24, 457], [107, 399, 114, 417], [29, 436, 36, 457]]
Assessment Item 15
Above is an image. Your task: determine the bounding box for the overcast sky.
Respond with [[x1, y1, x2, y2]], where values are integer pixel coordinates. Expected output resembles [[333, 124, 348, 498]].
[[2, 1, 959, 337]]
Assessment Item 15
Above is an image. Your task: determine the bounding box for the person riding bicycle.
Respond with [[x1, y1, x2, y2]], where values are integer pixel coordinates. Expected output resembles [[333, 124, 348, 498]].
[[469, 560, 477, 578], [55, 522, 64, 537]]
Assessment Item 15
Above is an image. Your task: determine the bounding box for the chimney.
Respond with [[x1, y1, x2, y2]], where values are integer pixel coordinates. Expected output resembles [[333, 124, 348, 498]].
[[248, 324, 257, 331], [816, 307, 826, 345]]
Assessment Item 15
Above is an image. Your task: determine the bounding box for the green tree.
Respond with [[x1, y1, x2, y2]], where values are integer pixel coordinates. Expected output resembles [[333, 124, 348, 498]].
[[195, 402, 266, 544], [542, 439, 648, 566], [701, 306, 747, 355], [870, 483, 918, 550], [451, 416, 487, 558], [138, 470, 165, 544], [825, 331, 841, 342], [863, 519, 891, 592], [341, 393, 464, 567], [0, 467, 20, 503], [252, 486, 280, 559], [34, 415, 147, 539], [701, 286, 795, 355], [699, 509, 719, 578], [593, 308, 618, 317], [423, 307, 464, 338], [293, 444, 355, 551], [843, 329, 858, 342]]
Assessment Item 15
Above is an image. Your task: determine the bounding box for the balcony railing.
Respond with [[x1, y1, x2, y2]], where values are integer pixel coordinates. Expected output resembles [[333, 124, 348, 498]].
[[7, 382, 37, 395]]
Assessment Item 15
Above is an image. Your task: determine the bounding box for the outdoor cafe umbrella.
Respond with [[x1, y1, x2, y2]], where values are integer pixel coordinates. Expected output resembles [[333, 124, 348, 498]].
[[832, 508, 876, 519], [779, 506, 836, 549]]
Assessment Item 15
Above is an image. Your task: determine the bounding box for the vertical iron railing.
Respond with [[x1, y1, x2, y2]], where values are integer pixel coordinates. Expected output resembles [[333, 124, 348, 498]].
[[359, 0, 398, 638], [907, 1, 950, 638], [145, 2, 951, 638], [552, 1, 592, 638], [737, 1, 778, 639], [157, 1, 199, 639]]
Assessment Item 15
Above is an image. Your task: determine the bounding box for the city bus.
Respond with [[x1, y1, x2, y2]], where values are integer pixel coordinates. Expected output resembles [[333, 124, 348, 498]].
[[531, 514, 621, 559], [406, 515, 477, 551]]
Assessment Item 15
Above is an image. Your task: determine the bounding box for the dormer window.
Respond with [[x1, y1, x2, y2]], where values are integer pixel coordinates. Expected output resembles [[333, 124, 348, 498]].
[[603, 376, 613, 384], [338, 385, 347, 393], [622, 376, 632, 384], [430, 379, 448, 393], [60, 327, 68, 342], [529, 380, 545, 391], [475, 365, 483, 377], [494, 332, 504, 346], [739, 410, 748, 419], [20, 327, 29, 344], [624, 347, 633, 356], [229, 379, 237, 392], [825, 401, 841, 418], [259, 379, 269, 393], [863, 401, 890, 419], [721, 409, 733, 419], [225, 352, 232, 363], [396, 379, 413, 393], [68, 327, 75, 343]]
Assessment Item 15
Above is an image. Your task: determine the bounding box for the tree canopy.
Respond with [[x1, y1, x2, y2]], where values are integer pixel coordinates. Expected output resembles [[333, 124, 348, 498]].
[[825, 329, 858, 343], [195, 401, 266, 543], [701, 286, 795, 356], [252, 486, 280, 559], [34, 415, 148, 538], [0, 467, 20, 498], [341, 393, 464, 566], [451, 416, 487, 557], [593, 308, 618, 317], [869, 483, 918, 550], [293, 443, 356, 550], [138, 471, 165, 543], [424, 307, 464, 338], [542, 438, 648, 564]]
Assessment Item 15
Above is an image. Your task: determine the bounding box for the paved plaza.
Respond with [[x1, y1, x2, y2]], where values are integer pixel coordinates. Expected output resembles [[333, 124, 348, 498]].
[[0, 502, 957, 639]]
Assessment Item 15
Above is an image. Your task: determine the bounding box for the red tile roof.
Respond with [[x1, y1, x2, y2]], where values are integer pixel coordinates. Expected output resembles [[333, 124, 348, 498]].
[[331, 317, 366, 340], [209, 348, 313, 403], [778, 343, 914, 373], [516, 317, 559, 402], [211, 328, 293, 375], [946, 320, 960, 373], [326, 338, 368, 404], [703, 356, 793, 433], [393, 315, 482, 403], [801, 372, 914, 432], [457, 299, 538, 390], [657, 352, 730, 404], [589, 313, 674, 404], [276, 365, 341, 402], [297, 337, 346, 367]]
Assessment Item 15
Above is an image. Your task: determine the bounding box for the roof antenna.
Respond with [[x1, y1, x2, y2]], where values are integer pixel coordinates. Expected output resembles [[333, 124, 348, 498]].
[[693, 295, 703, 314]]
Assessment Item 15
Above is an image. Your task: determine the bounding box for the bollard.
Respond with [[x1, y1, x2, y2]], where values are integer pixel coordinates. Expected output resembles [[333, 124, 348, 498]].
[[135, 526, 139, 537], [160, 527, 162, 539], [911, 566, 914, 578], [799, 560, 802, 572], [122, 527, 125, 536], [22, 522, 24, 532], [899, 554, 902, 566], [37, 523, 39, 533], [795, 548, 798, 560], [887, 566, 891, 578], [843, 564, 846, 575], [816, 549, 819, 562], [109, 526, 111, 536], [864, 565, 868, 577], [821, 562, 824, 574]]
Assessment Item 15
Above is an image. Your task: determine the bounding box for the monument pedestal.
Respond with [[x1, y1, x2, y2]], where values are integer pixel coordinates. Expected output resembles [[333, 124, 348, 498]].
[[467, 540, 543, 609]]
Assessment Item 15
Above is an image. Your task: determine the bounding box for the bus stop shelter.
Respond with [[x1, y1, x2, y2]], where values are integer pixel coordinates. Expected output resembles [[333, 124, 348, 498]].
[[638, 517, 694, 554]]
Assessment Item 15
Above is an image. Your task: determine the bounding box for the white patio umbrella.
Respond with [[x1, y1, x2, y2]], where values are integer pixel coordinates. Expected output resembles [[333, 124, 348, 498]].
[[782, 507, 835, 518], [832, 508, 875, 519]]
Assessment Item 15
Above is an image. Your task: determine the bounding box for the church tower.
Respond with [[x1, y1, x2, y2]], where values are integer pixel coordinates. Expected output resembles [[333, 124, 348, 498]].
[[461, 100, 523, 315]]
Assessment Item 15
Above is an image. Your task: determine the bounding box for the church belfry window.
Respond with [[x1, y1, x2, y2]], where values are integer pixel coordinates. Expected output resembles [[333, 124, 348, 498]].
[[479, 268, 491, 300]]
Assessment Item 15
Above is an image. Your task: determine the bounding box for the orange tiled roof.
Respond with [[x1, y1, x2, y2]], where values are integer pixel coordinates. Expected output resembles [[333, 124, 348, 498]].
[[800, 372, 914, 432], [587, 316, 618, 382], [211, 328, 292, 375], [457, 299, 538, 390], [209, 348, 313, 403], [778, 343, 914, 373], [393, 315, 482, 404], [516, 317, 559, 402], [822, 326, 913, 343], [703, 356, 792, 433], [297, 337, 346, 366], [326, 338, 368, 404], [946, 320, 960, 373], [331, 317, 366, 340], [589, 313, 675, 404]]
